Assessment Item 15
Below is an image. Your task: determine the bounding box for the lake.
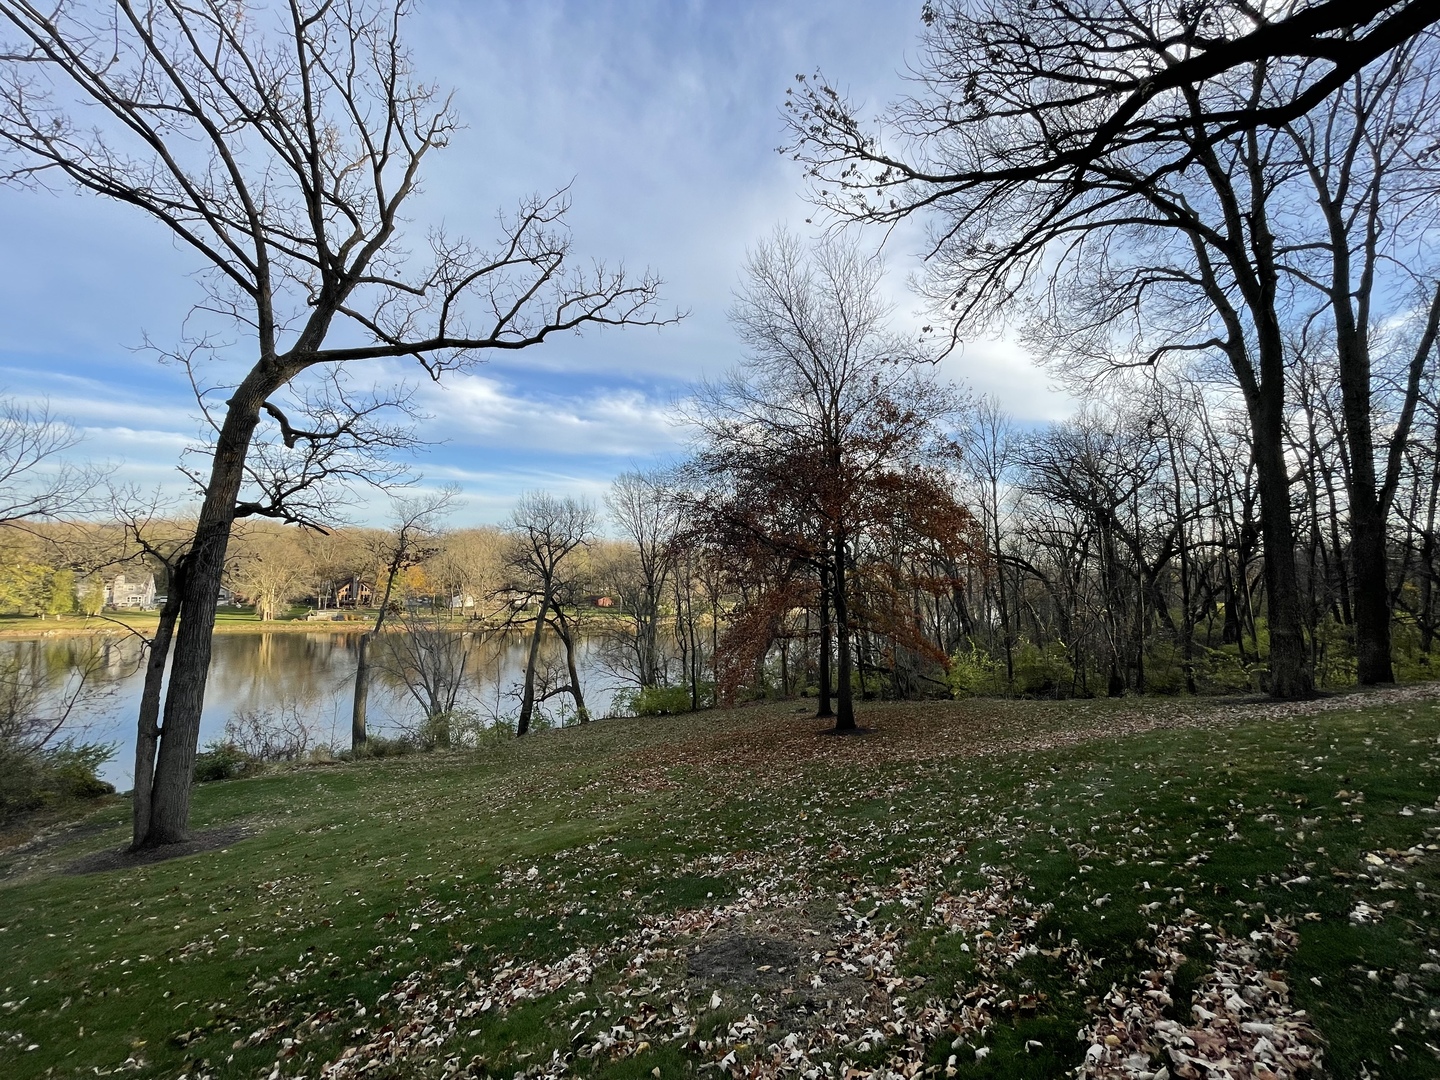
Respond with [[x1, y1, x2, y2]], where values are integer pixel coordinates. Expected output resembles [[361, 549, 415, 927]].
[[2, 628, 623, 788]]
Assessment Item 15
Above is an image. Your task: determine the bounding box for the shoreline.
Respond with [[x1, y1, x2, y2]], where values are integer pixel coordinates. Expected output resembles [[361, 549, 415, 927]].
[[0, 611, 625, 641]]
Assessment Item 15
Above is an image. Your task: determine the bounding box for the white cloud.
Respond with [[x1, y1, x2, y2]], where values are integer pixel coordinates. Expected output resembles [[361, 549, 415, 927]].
[[418, 372, 683, 457]]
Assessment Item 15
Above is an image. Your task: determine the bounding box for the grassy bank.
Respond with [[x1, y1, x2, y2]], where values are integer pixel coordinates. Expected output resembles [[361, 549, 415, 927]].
[[0, 610, 358, 639], [1, 689, 1438, 1078]]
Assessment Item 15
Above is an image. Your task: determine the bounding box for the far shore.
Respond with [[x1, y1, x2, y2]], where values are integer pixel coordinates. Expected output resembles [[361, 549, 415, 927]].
[[0, 608, 623, 640]]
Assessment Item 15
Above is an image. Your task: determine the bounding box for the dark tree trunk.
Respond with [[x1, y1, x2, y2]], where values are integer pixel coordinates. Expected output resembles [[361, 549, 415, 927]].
[[130, 561, 185, 851], [555, 615, 590, 722], [816, 564, 833, 718], [832, 530, 856, 732], [1251, 385, 1314, 699], [351, 632, 374, 748], [140, 377, 272, 848], [517, 593, 550, 735]]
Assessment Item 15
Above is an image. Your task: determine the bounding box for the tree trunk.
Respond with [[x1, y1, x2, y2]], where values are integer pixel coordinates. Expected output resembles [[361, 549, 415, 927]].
[[816, 564, 833, 718], [556, 616, 589, 722], [130, 562, 185, 850], [832, 530, 856, 731], [141, 379, 271, 847], [1251, 392, 1314, 698], [351, 632, 373, 749], [517, 592, 550, 735]]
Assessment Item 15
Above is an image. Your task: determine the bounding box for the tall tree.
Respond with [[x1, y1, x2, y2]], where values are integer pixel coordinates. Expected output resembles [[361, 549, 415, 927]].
[[1279, 46, 1440, 682], [0, 1, 671, 847], [606, 470, 679, 690], [786, 0, 1383, 697], [506, 492, 595, 735], [690, 228, 961, 730]]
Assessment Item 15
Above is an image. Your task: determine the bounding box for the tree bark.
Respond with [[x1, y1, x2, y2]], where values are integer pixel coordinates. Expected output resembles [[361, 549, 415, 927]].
[[816, 564, 833, 718], [130, 561, 185, 851], [517, 593, 550, 735], [1250, 387, 1314, 698], [351, 632, 373, 748], [141, 377, 273, 847], [832, 529, 856, 731]]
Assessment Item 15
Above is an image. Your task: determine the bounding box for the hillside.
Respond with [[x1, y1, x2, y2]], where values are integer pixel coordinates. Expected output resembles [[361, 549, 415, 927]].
[[2, 688, 1439, 1079]]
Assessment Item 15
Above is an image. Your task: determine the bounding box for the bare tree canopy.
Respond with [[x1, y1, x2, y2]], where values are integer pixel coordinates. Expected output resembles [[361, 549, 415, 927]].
[[0, 397, 94, 525], [786, 0, 1440, 222], [0, 0, 674, 848]]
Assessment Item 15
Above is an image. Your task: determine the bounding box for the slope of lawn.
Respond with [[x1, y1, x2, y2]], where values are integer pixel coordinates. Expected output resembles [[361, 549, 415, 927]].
[[1, 687, 1438, 1079]]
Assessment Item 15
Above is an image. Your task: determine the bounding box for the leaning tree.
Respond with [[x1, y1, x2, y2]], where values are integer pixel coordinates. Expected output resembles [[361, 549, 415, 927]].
[[0, 0, 671, 848]]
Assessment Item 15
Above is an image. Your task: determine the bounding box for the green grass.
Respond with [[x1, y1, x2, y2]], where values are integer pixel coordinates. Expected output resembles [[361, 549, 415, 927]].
[[1, 690, 1438, 1078]]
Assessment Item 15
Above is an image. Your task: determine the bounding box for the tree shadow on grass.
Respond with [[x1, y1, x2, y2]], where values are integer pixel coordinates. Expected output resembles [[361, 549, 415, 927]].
[[63, 823, 255, 874]]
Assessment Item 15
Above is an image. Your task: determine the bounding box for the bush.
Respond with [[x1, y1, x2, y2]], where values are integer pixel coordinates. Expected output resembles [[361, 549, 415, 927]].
[[1191, 644, 1257, 695], [0, 739, 115, 821], [1012, 640, 1075, 697], [614, 683, 698, 717], [352, 734, 417, 759], [223, 703, 313, 761], [192, 741, 258, 782], [948, 645, 1009, 697]]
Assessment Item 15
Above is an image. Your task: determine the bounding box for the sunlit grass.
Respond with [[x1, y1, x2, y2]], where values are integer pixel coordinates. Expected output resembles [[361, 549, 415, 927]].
[[1, 690, 1437, 1078]]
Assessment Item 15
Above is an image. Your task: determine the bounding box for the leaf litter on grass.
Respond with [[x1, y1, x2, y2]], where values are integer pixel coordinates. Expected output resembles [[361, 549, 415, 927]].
[[8, 684, 1440, 1079], [304, 684, 1440, 1079]]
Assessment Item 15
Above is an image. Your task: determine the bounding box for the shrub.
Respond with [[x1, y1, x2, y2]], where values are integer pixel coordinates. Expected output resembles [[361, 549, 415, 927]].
[[0, 739, 115, 821], [1012, 639, 1075, 697], [192, 741, 258, 782], [223, 703, 313, 761], [614, 683, 697, 717], [948, 645, 1009, 698], [352, 734, 417, 759]]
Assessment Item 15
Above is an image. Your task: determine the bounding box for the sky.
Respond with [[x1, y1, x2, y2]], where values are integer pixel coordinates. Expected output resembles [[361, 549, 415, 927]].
[[0, 0, 1076, 527]]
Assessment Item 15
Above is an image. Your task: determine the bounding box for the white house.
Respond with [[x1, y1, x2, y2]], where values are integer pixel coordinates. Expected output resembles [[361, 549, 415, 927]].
[[106, 572, 157, 610]]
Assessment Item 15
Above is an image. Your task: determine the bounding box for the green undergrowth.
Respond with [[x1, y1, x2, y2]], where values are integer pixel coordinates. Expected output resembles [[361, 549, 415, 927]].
[[0, 692, 1437, 1078]]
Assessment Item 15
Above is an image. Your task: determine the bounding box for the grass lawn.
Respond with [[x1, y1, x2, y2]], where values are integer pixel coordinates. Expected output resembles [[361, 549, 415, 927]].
[[1, 688, 1438, 1079], [0, 609, 343, 638]]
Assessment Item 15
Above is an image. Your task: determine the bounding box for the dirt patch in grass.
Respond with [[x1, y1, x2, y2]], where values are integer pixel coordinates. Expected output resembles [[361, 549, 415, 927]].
[[687, 932, 804, 989], [62, 822, 255, 874]]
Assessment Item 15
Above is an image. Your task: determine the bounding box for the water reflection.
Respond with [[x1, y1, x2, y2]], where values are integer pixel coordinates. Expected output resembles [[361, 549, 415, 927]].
[[0, 629, 617, 788]]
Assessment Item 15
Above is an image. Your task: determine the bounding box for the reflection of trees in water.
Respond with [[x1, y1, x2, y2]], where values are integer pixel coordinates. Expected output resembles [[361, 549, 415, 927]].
[[0, 636, 143, 752], [0, 628, 618, 756]]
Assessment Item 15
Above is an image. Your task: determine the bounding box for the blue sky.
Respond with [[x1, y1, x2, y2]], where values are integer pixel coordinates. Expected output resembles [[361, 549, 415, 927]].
[[0, 0, 1074, 526]]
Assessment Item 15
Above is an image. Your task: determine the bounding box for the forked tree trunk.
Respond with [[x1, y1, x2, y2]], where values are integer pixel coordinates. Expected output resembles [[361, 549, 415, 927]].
[[139, 378, 272, 847], [130, 563, 185, 851]]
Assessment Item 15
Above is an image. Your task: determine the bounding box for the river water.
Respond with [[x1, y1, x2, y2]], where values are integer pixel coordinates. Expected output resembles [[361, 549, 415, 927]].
[[2, 629, 620, 788]]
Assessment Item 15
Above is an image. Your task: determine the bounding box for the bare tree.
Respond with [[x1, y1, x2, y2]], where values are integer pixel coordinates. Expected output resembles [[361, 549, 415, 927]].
[[351, 487, 457, 751], [1278, 47, 1440, 683], [0, 1, 672, 846], [605, 470, 679, 690], [0, 397, 95, 527], [786, 0, 1385, 697], [506, 492, 595, 735], [786, 1, 1438, 211], [380, 610, 470, 745], [226, 523, 315, 621]]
